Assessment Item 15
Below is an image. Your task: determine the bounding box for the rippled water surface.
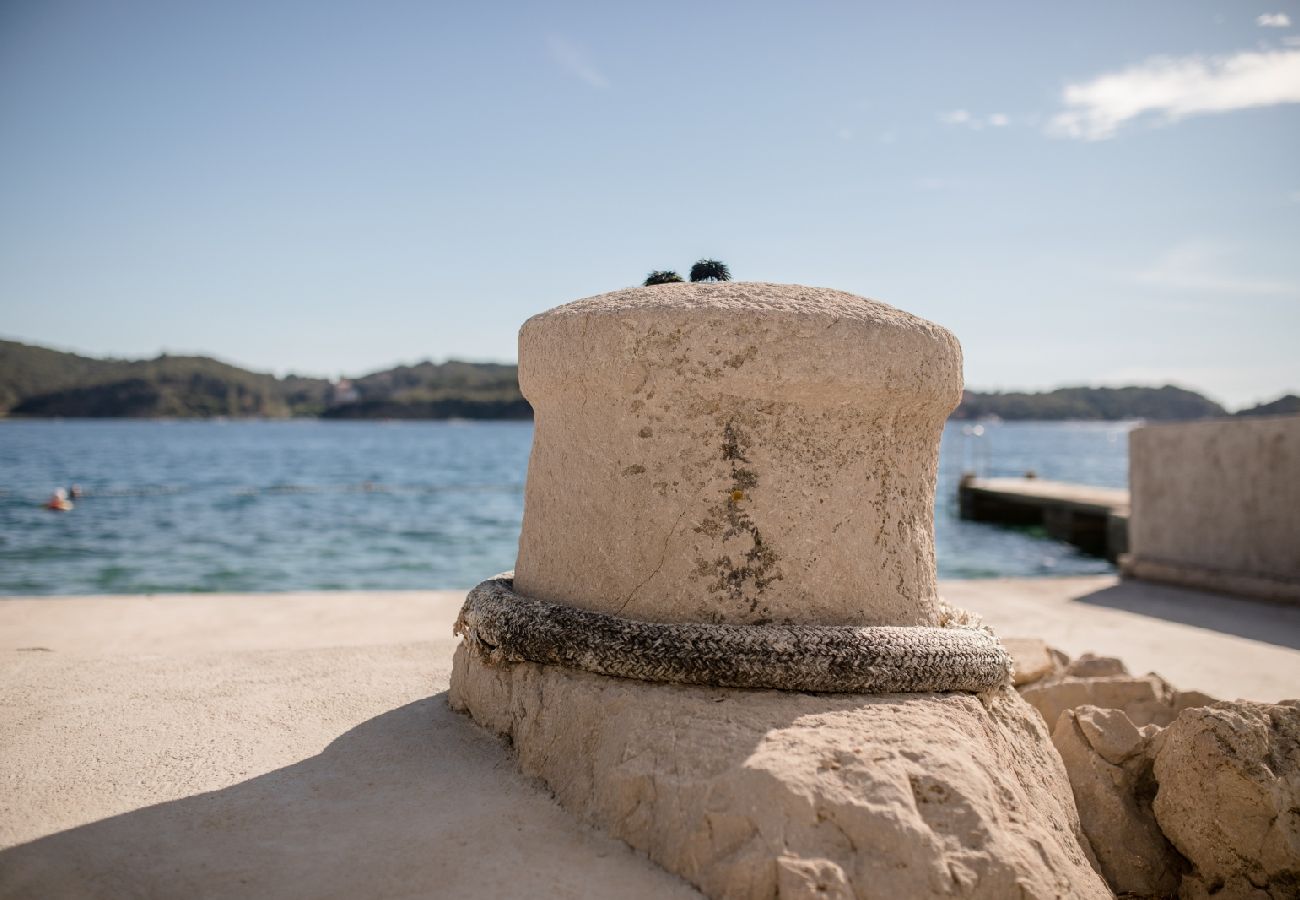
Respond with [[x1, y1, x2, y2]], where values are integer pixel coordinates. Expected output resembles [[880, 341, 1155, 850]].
[[0, 419, 1133, 594]]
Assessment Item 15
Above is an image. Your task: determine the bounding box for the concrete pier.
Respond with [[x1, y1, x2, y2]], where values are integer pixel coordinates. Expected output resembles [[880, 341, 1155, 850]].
[[3, 578, 1297, 899], [958, 475, 1130, 561]]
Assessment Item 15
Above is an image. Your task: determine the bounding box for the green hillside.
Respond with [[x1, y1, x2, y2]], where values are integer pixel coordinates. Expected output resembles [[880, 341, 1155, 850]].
[[0, 340, 124, 412], [1, 340, 326, 418], [349, 360, 523, 404], [0, 339, 524, 419], [3, 337, 1292, 422], [950, 385, 1228, 421], [1235, 395, 1300, 418]]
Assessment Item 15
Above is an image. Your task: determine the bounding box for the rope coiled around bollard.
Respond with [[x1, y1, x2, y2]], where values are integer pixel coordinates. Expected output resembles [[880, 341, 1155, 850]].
[[454, 576, 1013, 694]]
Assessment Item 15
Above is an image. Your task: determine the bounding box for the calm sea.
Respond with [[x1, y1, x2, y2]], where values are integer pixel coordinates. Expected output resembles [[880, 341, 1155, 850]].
[[0, 419, 1131, 595]]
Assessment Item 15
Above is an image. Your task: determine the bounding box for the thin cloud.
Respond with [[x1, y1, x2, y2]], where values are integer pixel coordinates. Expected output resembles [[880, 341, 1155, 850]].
[[1134, 242, 1298, 297], [1258, 13, 1292, 28], [1048, 48, 1300, 139], [940, 110, 1010, 130], [545, 34, 609, 89]]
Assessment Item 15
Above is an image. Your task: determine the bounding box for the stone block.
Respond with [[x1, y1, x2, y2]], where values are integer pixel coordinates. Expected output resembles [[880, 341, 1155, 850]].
[[451, 645, 1110, 900]]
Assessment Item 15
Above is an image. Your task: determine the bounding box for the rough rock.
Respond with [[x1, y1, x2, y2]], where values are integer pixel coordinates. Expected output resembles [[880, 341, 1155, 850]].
[[1064, 653, 1127, 679], [1052, 706, 1185, 896], [1171, 689, 1220, 716], [450, 644, 1110, 900], [513, 283, 964, 628], [1152, 701, 1300, 899], [1022, 671, 1178, 731], [1019, 654, 1217, 730], [1002, 637, 1067, 686]]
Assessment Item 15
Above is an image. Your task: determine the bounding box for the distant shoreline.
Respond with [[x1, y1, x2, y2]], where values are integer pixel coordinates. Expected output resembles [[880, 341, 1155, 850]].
[[0, 413, 1253, 425], [3, 337, 1295, 421]]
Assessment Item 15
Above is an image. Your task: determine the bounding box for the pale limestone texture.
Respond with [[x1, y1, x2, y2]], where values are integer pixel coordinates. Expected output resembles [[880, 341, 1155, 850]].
[[1124, 415, 1300, 604], [1052, 707, 1184, 897], [1046, 697, 1300, 900], [449, 644, 1110, 900], [1153, 701, 1300, 899], [1019, 653, 1217, 731], [1063, 653, 1127, 679], [513, 282, 963, 627], [1002, 637, 1067, 686]]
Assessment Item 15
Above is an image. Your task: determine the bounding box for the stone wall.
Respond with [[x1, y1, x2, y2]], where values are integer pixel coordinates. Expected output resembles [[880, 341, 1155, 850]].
[[1123, 415, 1300, 603]]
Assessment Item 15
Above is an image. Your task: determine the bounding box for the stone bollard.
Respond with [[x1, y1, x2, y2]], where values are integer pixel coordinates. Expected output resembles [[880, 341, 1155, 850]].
[[450, 283, 1109, 900], [514, 282, 963, 627]]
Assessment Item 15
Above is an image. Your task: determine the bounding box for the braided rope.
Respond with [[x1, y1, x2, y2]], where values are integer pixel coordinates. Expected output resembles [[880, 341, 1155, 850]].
[[454, 576, 1013, 694]]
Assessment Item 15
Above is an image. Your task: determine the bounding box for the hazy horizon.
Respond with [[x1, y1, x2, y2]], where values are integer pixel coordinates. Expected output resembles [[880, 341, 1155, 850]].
[[4, 327, 1291, 411], [3, 2, 1298, 407]]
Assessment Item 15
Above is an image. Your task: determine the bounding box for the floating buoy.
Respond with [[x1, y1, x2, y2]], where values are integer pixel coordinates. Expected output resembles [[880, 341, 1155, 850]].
[[43, 488, 74, 512]]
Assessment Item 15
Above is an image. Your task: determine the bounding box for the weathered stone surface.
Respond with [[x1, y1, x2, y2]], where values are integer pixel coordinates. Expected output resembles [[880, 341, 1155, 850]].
[[1052, 706, 1185, 897], [513, 283, 964, 628], [454, 285, 1109, 898], [1173, 689, 1219, 717], [774, 857, 853, 900], [450, 644, 1110, 900], [1019, 653, 1217, 730], [1064, 653, 1127, 679], [1003, 637, 1067, 686], [1153, 701, 1300, 899], [1022, 672, 1175, 730]]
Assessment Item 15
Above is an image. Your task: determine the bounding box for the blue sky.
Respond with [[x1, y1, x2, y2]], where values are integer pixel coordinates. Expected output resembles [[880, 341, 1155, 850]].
[[1, 1, 1297, 407]]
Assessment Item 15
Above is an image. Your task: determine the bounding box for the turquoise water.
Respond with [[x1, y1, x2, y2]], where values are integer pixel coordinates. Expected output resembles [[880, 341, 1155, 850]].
[[0, 419, 1130, 595]]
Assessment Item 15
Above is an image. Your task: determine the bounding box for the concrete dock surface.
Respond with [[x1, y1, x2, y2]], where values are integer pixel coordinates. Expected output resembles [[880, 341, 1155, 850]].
[[958, 476, 1131, 560], [2, 576, 1297, 899], [959, 477, 1130, 513]]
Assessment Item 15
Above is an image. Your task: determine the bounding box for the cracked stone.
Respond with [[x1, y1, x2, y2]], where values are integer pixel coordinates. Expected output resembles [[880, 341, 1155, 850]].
[[1052, 705, 1185, 897], [450, 644, 1110, 900], [1153, 700, 1300, 900]]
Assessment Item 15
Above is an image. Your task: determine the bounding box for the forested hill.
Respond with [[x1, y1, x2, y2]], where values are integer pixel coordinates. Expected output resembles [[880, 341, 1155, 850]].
[[949, 385, 1228, 421], [0, 340, 324, 418], [1234, 394, 1300, 417], [0, 339, 524, 419], [1, 338, 1290, 421]]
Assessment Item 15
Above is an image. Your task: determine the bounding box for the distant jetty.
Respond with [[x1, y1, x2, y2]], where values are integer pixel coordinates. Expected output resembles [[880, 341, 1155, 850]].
[[959, 474, 1130, 561]]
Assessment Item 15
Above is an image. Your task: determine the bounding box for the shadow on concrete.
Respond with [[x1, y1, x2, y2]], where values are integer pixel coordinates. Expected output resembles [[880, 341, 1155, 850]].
[[0, 694, 697, 900], [1072, 579, 1300, 651]]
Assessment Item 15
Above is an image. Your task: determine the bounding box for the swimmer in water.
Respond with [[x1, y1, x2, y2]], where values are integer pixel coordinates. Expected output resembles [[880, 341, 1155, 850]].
[[44, 488, 74, 512]]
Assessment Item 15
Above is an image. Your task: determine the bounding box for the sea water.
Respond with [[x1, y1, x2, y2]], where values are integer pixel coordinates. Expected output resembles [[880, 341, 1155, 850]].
[[0, 419, 1129, 595]]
